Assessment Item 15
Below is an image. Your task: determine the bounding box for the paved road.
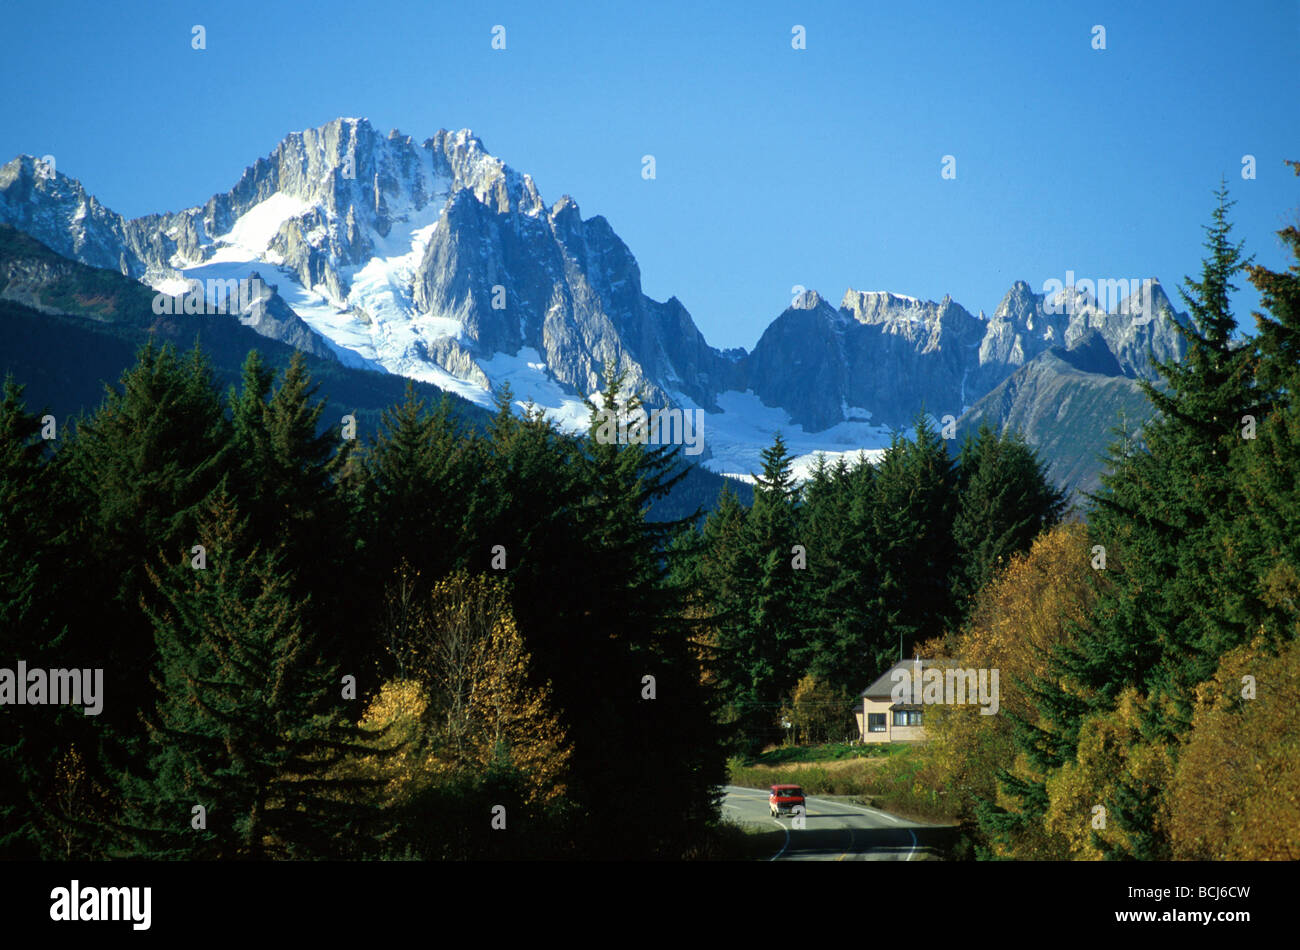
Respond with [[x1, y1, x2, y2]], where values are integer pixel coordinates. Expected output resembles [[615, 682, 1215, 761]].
[[721, 785, 945, 861]]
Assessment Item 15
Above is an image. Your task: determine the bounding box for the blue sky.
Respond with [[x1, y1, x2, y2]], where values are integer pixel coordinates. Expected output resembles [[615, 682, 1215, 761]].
[[2, 0, 1297, 349]]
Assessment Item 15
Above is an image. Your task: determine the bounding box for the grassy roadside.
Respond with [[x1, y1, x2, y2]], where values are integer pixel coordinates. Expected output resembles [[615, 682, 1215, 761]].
[[692, 819, 786, 860], [738, 742, 898, 765], [727, 742, 961, 826], [700, 742, 966, 859]]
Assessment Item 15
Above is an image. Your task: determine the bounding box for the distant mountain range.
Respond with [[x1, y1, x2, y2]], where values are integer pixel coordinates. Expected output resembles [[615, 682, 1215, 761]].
[[0, 117, 1188, 496]]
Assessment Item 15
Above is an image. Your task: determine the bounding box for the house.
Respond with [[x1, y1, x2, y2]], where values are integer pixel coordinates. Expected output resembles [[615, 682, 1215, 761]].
[[853, 658, 933, 744]]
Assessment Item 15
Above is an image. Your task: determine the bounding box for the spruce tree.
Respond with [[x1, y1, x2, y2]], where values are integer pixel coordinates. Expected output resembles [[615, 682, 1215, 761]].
[[691, 483, 752, 632], [1143, 183, 1259, 699], [952, 422, 1064, 619], [118, 488, 393, 859], [1067, 183, 1257, 733], [57, 341, 231, 737], [0, 379, 73, 857], [707, 434, 806, 748], [232, 351, 349, 554], [1019, 184, 1259, 859], [358, 380, 477, 678], [571, 371, 723, 854], [364, 383, 470, 577], [800, 454, 884, 692], [1233, 159, 1300, 645], [871, 416, 959, 665], [227, 351, 359, 673], [1250, 164, 1300, 401]]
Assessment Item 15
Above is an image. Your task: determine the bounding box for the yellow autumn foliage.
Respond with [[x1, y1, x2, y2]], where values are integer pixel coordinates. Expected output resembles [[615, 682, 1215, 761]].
[[1168, 634, 1300, 859], [1042, 688, 1173, 859], [785, 673, 855, 745], [448, 574, 572, 804], [348, 678, 439, 806], [921, 521, 1096, 859], [345, 569, 571, 808]]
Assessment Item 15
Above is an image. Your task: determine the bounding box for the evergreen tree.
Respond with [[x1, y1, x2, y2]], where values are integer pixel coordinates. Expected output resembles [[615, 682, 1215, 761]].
[[687, 483, 752, 738], [229, 351, 349, 554], [871, 416, 959, 665], [689, 483, 751, 632], [226, 351, 360, 672], [572, 371, 723, 853], [118, 488, 393, 859], [227, 349, 275, 494], [1246, 161, 1300, 385], [57, 342, 231, 736], [0, 379, 73, 857], [363, 383, 471, 579], [1020, 184, 1259, 859], [800, 454, 884, 692], [1142, 183, 1260, 701], [1066, 184, 1257, 734], [357, 380, 478, 684], [1233, 159, 1300, 646], [1250, 164, 1300, 401], [712, 432, 806, 747], [952, 422, 1065, 620]]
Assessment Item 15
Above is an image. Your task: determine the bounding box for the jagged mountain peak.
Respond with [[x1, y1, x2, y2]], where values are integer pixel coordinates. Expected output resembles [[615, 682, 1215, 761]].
[[2, 154, 83, 196], [0, 155, 136, 275], [841, 288, 927, 316], [781, 288, 835, 313], [983, 276, 1185, 382], [840, 288, 980, 346], [0, 118, 741, 422], [994, 278, 1048, 318], [1115, 276, 1172, 312], [551, 194, 580, 215]]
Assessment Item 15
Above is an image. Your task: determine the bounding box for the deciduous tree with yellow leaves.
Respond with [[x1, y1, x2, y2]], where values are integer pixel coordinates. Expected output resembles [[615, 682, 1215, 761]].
[[920, 521, 1096, 859], [337, 569, 572, 857]]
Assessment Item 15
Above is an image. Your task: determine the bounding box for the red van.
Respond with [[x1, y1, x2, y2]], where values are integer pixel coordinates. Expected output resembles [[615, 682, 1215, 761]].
[[769, 784, 805, 817]]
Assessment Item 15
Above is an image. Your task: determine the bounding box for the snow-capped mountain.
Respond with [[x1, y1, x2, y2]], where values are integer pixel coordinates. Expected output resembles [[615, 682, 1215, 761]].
[[741, 278, 1185, 440], [0, 117, 1188, 488]]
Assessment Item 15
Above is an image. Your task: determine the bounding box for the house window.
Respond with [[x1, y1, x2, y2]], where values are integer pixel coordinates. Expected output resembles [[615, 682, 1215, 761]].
[[892, 709, 922, 727], [867, 713, 886, 733]]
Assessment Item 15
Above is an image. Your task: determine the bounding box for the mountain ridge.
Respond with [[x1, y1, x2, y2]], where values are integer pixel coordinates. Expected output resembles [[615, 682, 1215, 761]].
[[0, 117, 1189, 492]]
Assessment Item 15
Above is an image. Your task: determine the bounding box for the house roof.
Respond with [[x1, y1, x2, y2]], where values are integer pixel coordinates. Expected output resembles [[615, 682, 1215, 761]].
[[858, 658, 960, 700]]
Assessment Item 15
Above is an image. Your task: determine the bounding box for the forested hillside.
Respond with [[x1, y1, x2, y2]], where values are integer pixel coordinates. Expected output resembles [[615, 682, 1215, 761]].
[[2, 177, 1297, 860]]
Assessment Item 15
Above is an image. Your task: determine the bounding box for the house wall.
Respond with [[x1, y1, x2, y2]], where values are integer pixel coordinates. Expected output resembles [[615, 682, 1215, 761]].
[[860, 697, 892, 744], [859, 698, 928, 743]]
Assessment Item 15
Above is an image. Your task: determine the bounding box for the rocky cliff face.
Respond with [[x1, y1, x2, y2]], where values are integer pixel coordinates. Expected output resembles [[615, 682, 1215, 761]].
[[741, 290, 972, 434], [409, 185, 740, 410], [0, 156, 139, 276], [236, 271, 338, 363], [955, 332, 1157, 497], [741, 280, 1186, 433], [988, 278, 1184, 381]]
